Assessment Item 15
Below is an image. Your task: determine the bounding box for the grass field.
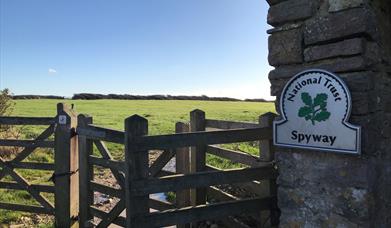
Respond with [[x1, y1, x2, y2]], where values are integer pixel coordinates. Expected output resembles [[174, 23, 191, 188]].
[[1, 99, 275, 225]]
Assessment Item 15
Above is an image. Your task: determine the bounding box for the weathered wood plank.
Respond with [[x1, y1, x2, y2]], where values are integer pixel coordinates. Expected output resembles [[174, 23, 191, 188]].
[[205, 119, 259, 129], [90, 206, 126, 227], [136, 197, 274, 227], [77, 125, 124, 144], [149, 198, 175, 211], [259, 112, 279, 226], [189, 109, 207, 227], [175, 122, 191, 228], [205, 165, 270, 197], [207, 186, 239, 201], [7, 162, 55, 170], [0, 139, 54, 148], [0, 117, 55, 125], [93, 140, 125, 187], [134, 127, 272, 151], [132, 165, 277, 195], [90, 181, 123, 199], [54, 103, 79, 227], [0, 182, 55, 193], [155, 170, 176, 177], [149, 149, 176, 177], [207, 145, 265, 167], [96, 199, 126, 228], [259, 113, 277, 162], [78, 114, 94, 227], [0, 202, 54, 215], [124, 115, 149, 227]]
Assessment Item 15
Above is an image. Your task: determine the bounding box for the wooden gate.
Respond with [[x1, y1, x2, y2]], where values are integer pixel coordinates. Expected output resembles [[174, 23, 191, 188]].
[[78, 109, 279, 227], [0, 103, 79, 227]]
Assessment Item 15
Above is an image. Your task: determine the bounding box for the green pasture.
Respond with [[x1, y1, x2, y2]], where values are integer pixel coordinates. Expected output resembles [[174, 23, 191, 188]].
[[1, 99, 275, 225]]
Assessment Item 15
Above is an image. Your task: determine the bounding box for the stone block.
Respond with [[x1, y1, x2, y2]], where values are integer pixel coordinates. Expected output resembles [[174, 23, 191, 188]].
[[304, 8, 377, 45], [351, 92, 370, 115], [304, 38, 364, 62], [328, 0, 365, 12], [267, 0, 319, 26], [339, 71, 374, 92], [268, 28, 303, 66], [269, 56, 368, 80]]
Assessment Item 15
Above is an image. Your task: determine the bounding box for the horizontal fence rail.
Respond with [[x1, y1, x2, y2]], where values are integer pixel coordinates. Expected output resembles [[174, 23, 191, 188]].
[[132, 127, 272, 151], [0, 202, 55, 215], [207, 145, 265, 167], [0, 117, 55, 125], [0, 139, 54, 148], [0, 182, 55, 193], [136, 197, 275, 228], [77, 125, 124, 144], [205, 119, 259, 129], [132, 165, 277, 195]]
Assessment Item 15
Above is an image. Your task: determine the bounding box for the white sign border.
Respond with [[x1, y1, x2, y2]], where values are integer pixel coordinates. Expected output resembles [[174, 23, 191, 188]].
[[273, 69, 362, 155]]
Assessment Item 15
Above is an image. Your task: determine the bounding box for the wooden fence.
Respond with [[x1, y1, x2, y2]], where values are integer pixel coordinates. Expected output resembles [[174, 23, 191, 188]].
[[77, 109, 279, 227], [0, 103, 79, 227]]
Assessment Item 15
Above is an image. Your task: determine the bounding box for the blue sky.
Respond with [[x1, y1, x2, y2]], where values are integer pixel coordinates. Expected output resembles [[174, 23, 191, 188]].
[[0, 0, 273, 99]]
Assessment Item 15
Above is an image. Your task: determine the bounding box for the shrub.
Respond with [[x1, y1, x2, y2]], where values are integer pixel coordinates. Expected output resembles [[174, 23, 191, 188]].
[[0, 89, 21, 157]]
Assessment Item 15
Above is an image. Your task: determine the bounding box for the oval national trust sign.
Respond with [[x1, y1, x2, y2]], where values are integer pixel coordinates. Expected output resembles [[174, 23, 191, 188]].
[[273, 69, 361, 154]]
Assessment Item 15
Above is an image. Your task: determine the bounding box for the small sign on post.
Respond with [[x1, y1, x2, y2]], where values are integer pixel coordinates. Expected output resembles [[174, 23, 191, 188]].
[[274, 69, 361, 154]]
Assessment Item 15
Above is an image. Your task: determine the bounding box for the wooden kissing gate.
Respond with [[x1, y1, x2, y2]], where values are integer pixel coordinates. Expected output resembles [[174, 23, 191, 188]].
[[0, 103, 279, 227]]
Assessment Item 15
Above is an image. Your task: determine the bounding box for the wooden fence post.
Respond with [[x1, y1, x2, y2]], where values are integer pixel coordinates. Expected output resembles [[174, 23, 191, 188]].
[[78, 114, 94, 227], [259, 112, 279, 227], [125, 115, 149, 228], [190, 109, 206, 208], [54, 103, 79, 227], [175, 122, 191, 228]]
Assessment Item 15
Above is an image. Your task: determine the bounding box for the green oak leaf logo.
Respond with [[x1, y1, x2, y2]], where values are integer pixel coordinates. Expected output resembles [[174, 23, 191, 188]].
[[298, 92, 331, 125]]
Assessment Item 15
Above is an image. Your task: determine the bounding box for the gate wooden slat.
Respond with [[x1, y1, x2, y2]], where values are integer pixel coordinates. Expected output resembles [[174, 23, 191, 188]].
[[96, 199, 126, 228], [0, 139, 54, 148], [0, 117, 55, 125], [90, 206, 126, 227], [149, 149, 176, 177], [132, 165, 277, 195], [0, 202, 54, 215], [8, 162, 55, 170], [149, 198, 175, 211], [207, 145, 264, 167], [0, 182, 55, 193], [133, 127, 272, 151], [136, 197, 274, 228], [77, 125, 124, 144], [205, 119, 259, 129]]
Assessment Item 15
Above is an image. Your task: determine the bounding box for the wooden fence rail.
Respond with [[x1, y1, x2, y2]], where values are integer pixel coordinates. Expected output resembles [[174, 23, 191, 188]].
[[0, 116, 55, 125], [132, 127, 272, 151]]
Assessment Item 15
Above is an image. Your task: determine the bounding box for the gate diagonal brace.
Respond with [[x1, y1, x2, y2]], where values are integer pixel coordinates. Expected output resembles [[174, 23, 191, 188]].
[[49, 169, 79, 184]]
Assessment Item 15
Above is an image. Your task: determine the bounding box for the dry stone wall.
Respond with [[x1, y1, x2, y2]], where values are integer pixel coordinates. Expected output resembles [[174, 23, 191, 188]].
[[267, 0, 391, 226]]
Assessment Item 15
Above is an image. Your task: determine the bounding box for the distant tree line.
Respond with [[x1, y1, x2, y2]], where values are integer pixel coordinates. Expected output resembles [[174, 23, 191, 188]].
[[11, 93, 272, 102], [12, 95, 65, 100]]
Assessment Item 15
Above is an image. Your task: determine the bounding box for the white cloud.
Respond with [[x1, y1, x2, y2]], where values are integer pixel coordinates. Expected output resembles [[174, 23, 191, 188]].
[[48, 68, 57, 74]]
